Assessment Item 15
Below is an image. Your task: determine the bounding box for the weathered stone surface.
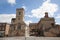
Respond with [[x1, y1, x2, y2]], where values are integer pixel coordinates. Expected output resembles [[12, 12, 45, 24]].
[[0, 37, 60, 40], [44, 32, 56, 37]]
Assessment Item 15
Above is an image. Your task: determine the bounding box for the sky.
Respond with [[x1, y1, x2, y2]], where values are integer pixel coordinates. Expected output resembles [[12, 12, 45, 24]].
[[0, 0, 60, 25]]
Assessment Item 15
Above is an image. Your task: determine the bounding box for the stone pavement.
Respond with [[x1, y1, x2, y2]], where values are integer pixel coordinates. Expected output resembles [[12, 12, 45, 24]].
[[0, 37, 60, 40]]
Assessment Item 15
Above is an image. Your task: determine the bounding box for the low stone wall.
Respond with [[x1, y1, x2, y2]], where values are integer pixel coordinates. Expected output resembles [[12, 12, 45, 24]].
[[0, 37, 60, 40]]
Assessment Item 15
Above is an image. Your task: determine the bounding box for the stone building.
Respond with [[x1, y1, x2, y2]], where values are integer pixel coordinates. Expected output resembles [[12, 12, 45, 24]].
[[9, 8, 26, 36], [37, 12, 55, 36], [29, 23, 37, 36], [0, 8, 60, 37], [29, 12, 60, 37], [0, 23, 10, 37]]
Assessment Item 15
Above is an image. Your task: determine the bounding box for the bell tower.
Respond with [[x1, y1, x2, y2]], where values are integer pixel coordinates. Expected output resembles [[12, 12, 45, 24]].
[[10, 8, 26, 36], [44, 12, 49, 18], [16, 8, 24, 24]]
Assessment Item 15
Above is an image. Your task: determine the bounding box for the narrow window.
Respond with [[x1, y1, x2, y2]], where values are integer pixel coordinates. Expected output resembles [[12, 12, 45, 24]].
[[19, 12, 21, 15]]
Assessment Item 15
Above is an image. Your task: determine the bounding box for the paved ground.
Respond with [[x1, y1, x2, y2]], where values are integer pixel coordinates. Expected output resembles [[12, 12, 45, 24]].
[[0, 37, 60, 40]]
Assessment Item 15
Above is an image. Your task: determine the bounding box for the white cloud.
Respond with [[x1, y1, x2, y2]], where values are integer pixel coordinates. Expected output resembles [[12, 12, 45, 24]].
[[55, 23, 60, 25], [21, 6, 27, 11], [25, 15, 34, 18], [55, 14, 60, 18], [7, 0, 16, 5], [25, 20, 32, 26], [55, 14, 60, 25], [22, 6, 26, 9], [0, 14, 16, 23], [31, 0, 58, 18]]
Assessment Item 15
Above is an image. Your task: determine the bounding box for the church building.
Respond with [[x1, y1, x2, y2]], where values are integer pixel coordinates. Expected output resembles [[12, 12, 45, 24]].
[[9, 8, 26, 36]]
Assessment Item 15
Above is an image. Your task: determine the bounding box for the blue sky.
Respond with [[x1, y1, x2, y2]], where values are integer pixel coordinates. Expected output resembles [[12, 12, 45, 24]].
[[0, 0, 60, 25]]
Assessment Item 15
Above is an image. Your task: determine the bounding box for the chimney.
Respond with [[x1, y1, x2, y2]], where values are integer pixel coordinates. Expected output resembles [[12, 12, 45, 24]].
[[44, 12, 48, 18]]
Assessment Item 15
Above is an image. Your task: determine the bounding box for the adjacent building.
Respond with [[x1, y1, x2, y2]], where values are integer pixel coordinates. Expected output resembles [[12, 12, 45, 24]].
[[29, 23, 37, 36], [0, 23, 10, 37], [29, 12, 60, 37]]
